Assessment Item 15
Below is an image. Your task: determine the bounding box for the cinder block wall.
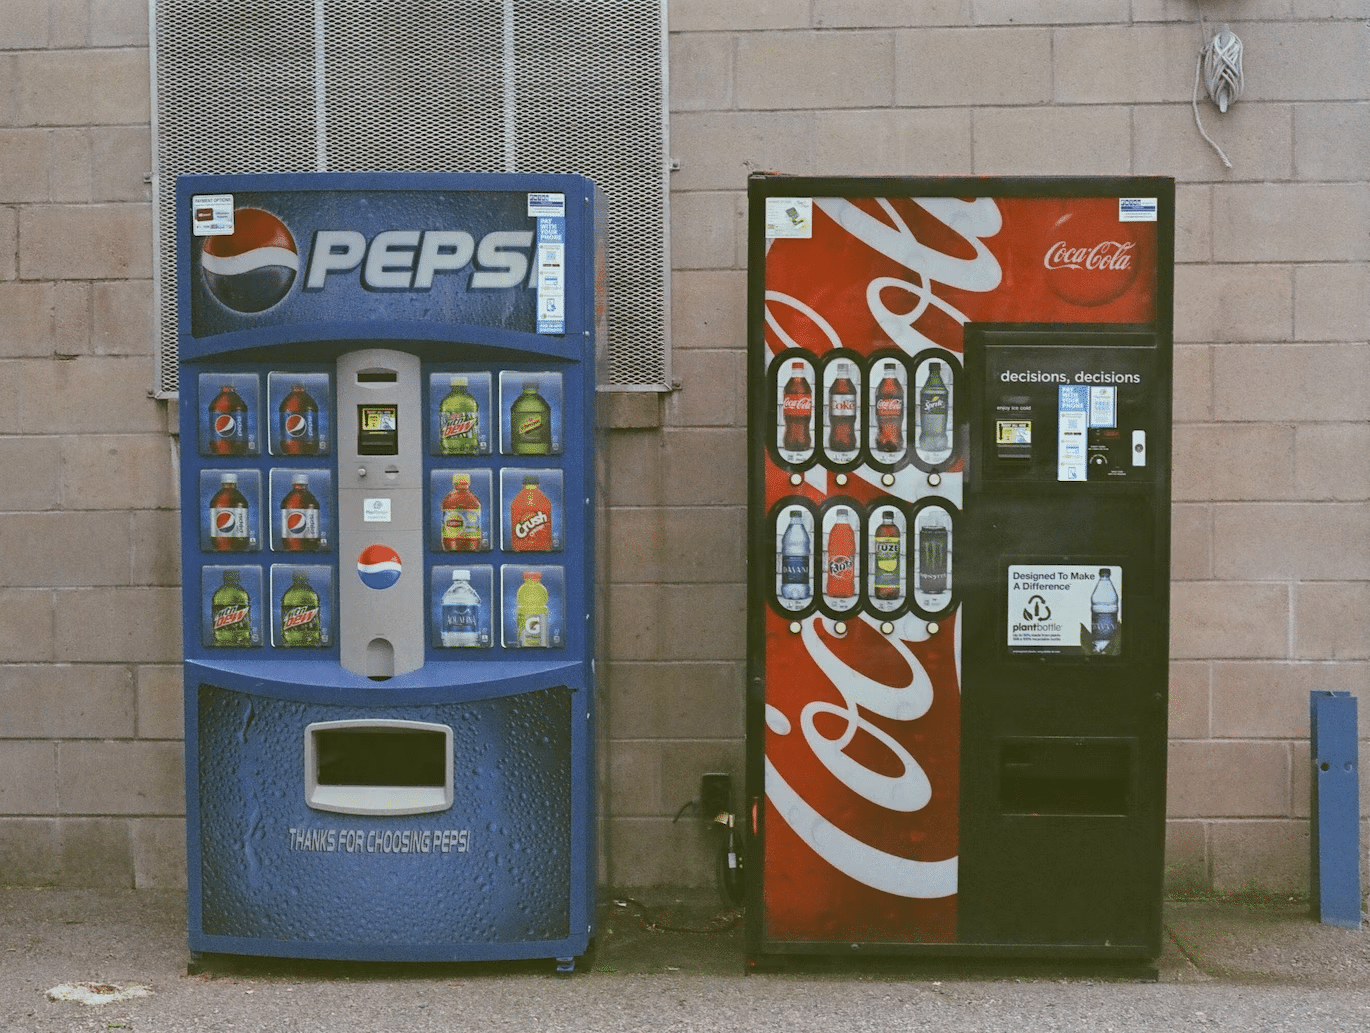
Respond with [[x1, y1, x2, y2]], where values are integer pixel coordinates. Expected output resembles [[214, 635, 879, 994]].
[[2, 1, 1367, 896]]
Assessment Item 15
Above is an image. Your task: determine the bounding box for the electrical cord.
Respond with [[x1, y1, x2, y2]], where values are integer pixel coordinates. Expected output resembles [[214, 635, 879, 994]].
[[1192, 20, 1243, 169]]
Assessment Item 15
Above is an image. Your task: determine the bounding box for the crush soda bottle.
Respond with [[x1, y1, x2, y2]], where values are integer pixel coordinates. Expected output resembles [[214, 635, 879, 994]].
[[515, 570, 550, 647], [278, 383, 319, 455], [873, 509, 901, 601], [439, 376, 480, 455], [510, 380, 552, 455], [441, 474, 482, 552], [825, 508, 856, 599], [280, 571, 322, 647], [510, 475, 553, 552], [209, 473, 250, 552], [279, 475, 321, 551], [211, 569, 252, 646], [208, 384, 249, 456], [781, 361, 812, 452]]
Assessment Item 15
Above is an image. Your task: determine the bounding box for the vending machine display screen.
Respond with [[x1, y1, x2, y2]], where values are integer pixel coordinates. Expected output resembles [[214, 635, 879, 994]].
[[358, 404, 399, 455]]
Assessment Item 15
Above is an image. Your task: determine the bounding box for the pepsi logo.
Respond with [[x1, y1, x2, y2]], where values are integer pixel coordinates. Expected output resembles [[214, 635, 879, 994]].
[[357, 544, 402, 590], [200, 208, 299, 313], [1042, 210, 1139, 307], [214, 511, 239, 533], [285, 511, 309, 535], [284, 413, 309, 437], [213, 414, 239, 438]]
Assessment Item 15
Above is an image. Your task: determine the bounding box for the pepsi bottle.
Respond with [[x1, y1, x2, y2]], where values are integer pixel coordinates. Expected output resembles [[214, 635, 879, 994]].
[[278, 384, 319, 455], [208, 385, 249, 456]]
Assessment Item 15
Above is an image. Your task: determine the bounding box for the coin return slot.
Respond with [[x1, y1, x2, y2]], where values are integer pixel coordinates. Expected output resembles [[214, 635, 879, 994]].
[[306, 720, 453, 815], [999, 738, 1131, 816]]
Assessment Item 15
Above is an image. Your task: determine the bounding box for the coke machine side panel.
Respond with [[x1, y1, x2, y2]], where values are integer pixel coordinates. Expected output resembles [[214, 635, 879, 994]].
[[176, 172, 602, 965], [747, 175, 1174, 962]]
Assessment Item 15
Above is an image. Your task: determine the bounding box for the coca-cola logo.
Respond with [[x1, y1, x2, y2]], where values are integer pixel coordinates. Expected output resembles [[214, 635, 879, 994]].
[[514, 510, 549, 539], [782, 395, 813, 416], [875, 398, 902, 416], [1042, 211, 1139, 307]]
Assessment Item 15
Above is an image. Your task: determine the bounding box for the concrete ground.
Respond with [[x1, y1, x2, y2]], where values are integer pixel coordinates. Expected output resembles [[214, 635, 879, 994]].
[[3, 888, 1369, 1031]]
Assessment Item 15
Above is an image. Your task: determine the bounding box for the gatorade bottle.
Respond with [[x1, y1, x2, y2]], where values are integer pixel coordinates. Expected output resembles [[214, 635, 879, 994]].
[[515, 571, 550, 647]]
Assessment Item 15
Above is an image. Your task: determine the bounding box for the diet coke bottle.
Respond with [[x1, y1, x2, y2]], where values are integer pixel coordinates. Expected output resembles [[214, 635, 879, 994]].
[[826, 361, 858, 455]]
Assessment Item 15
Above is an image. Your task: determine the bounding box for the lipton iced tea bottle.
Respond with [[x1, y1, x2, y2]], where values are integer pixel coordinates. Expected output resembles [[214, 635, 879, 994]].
[[515, 571, 550, 647], [510, 380, 552, 455], [510, 475, 553, 552], [440, 474, 482, 552]]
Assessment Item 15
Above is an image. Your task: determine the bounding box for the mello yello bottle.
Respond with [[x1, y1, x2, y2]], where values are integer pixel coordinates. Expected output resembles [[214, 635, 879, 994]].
[[510, 475, 553, 552], [440, 474, 482, 552], [280, 572, 322, 647], [439, 376, 480, 455], [515, 570, 550, 647], [211, 569, 252, 647], [510, 380, 552, 455]]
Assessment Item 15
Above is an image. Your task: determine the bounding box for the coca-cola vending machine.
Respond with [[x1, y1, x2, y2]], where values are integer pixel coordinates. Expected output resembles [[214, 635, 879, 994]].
[[748, 176, 1174, 964], [176, 172, 602, 968]]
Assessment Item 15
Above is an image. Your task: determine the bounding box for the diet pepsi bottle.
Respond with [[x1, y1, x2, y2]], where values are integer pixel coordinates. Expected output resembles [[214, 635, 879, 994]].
[[1090, 568, 1119, 653], [279, 475, 321, 551], [780, 512, 811, 602]]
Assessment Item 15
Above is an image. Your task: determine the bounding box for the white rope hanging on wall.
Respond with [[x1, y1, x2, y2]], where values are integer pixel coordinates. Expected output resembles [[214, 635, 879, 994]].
[[1192, 22, 1244, 169]]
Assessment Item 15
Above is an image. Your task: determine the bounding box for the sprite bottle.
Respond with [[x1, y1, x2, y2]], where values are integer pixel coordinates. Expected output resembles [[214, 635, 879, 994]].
[[280, 571, 322, 647], [439, 375, 480, 455], [211, 569, 253, 647]]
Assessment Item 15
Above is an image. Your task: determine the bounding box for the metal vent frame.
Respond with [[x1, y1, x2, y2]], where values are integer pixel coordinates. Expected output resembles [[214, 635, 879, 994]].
[[149, 0, 670, 395]]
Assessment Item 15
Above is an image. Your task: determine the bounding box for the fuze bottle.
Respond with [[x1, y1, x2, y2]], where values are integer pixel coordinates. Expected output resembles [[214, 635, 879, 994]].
[[873, 509, 901, 601]]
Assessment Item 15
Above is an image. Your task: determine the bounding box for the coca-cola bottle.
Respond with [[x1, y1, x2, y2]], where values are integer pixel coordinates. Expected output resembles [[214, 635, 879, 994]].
[[780, 361, 812, 452], [278, 383, 319, 455], [510, 475, 553, 552], [873, 361, 905, 453], [826, 361, 858, 454], [207, 385, 249, 456], [825, 508, 856, 600], [279, 475, 321, 551], [209, 473, 250, 552], [872, 509, 901, 601]]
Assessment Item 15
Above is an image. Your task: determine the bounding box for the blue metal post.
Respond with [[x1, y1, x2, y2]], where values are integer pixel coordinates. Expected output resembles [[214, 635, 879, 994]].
[[1310, 691, 1362, 929]]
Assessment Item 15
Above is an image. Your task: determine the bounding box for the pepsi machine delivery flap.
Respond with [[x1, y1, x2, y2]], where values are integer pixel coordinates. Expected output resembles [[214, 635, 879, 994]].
[[176, 172, 603, 968]]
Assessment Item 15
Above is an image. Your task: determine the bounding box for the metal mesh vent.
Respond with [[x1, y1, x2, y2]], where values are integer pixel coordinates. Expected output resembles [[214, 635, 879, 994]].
[[151, 0, 669, 394]]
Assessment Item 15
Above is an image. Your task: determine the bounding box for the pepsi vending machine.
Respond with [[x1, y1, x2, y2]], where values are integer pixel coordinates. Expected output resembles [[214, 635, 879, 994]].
[[747, 176, 1174, 964], [177, 172, 602, 967]]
